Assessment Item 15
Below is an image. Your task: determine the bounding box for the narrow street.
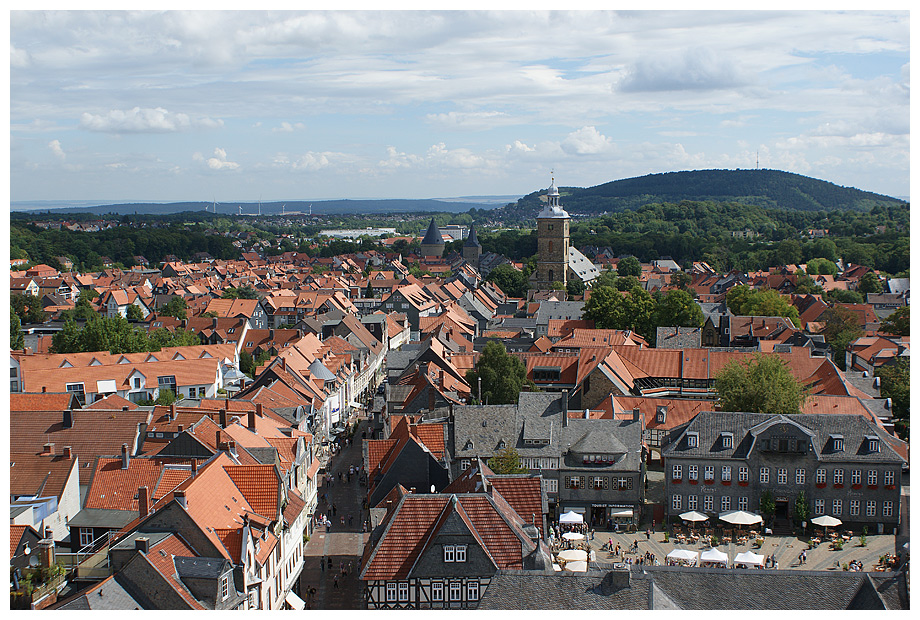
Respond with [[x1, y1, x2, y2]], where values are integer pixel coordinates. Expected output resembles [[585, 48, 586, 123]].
[[298, 418, 369, 609]]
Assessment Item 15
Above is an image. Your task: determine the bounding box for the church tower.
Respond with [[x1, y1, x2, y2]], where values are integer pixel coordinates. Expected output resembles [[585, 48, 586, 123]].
[[533, 178, 570, 289], [463, 225, 482, 268], [420, 217, 445, 258]]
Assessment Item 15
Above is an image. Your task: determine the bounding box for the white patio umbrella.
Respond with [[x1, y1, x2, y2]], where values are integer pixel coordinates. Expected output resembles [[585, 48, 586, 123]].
[[666, 549, 700, 564], [559, 510, 584, 524], [734, 551, 765, 567], [562, 532, 585, 541], [557, 549, 588, 562], [679, 510, 709, 523], [719, 510, 763, 526], [552, 563, 562, 572], [700, 548, 729, 566], [811, 515, 842, 527], [564, 561, 588, 572]]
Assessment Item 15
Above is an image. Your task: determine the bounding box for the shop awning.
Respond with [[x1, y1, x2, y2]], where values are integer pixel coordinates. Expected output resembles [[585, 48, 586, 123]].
[[611, 509, 633, 517], [285, 591, 306, 610]]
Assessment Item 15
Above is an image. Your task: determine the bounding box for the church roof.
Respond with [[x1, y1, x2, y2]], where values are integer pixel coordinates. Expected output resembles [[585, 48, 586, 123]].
[[421, 218, 444, 245], [464, 226, 481, 248]]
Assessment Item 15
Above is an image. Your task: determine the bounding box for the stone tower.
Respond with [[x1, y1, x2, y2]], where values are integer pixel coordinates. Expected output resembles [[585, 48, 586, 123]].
[[533, 178, 570, 289], [463, 225, 482, 268], [420, 217, 445, 258]]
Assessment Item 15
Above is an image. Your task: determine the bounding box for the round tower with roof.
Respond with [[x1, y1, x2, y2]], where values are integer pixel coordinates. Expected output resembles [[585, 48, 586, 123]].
[[533, 177, 570, 289], [420, 217, 445, 257], [463, 225, 482, 268]]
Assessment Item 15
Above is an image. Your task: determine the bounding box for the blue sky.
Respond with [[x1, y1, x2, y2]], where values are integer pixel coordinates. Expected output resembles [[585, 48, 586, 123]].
[[8, 9, 911, 203]]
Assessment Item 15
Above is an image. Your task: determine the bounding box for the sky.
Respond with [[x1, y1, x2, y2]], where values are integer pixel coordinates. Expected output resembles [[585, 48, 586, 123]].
[[8, 8, 911, 204]]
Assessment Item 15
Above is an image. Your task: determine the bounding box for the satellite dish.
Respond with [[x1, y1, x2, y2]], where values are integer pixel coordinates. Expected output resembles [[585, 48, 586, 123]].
[[29, 555, 40, 568]]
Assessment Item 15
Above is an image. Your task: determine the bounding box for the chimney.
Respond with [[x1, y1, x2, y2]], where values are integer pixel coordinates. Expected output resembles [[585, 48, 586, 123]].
[[212, 317, 218, 329], [43, 442, 54, 455], [63, 409, 73, 429], [562, 390, 569, 414], [121, 443, 130, 469], [439, 370, 445, 386], [409, 487, 416, 494], [228, 440, 237, 457], [42, 386, 47, 393], [219, 408, 227, 428], [63, 446, 72, 459], [633, 407, 641, 422], [256, 403, 263, 418], [248, 410, 256, 432], [170, 403, 176, 417], [138, 486, 149, 519], [191, 460, 198, 476], [177, 424, 184, 433], [135, 536, 150, 554], [584, 409, 590, 419], [122, 406, 129, 411], [269, 329, 274, 340], [281, 357, 287, 372], [174, 489, 187, 509], [428, 387, 436, 412], [225, 398, 230, 410]]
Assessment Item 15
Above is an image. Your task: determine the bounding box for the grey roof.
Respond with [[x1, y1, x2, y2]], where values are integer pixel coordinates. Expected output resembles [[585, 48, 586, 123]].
[[308, 358, 336, 381], [464, 226, 480, 247], [174, 556, 228, 580], [477, 566, 903, 610], [453, 392, 563, 458], [886, 278, 909, 295], [110, 530, 175, 552], [55, 575, 144, 610], [656, 327, 702, 349], [421, 218, 444, 245], [662, 411, 905, 465], [535, 301, 585, 324], [563, 419, 636, 466], [567, 247, 600, 283], [68, 508, 138, 529]]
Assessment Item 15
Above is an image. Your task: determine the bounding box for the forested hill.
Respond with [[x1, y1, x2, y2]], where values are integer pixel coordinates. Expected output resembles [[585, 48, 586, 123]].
[[494, 169, 906, 220]]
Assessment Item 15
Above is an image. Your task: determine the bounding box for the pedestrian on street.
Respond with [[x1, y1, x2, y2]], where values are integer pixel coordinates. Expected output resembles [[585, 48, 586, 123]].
[[646, 529, 651, 540], [333, 576, 338, 589], [332, 503, 337, 516], [349, 514, 354, 526], [341, 515, 345, 526], [590, 528, 595, 540], [328, 557, 333, 570], [321, 556, 325, 572]]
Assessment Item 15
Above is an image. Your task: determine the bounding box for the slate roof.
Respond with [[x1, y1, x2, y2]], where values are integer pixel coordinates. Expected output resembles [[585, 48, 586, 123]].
[[478, 568, 655, 609], [421, 218, 444, 245], [54, 575, 145, 610], [663, 411, 905, 465], [453, 392, 564, 460]]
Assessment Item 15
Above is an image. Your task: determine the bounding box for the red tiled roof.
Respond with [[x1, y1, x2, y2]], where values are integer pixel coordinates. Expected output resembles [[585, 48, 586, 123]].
[[224, 464, 280, 520], [9, 392, 80, 411]]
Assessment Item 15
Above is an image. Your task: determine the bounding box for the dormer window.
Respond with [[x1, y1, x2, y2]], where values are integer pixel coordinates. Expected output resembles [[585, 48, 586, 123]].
[[497, 440, 506, 450], [687, 432, 699, 448], [656, 406, 667, 424], [720, 432, 733, 450], [866, 436, 880, 453], [464, 440, 473, 450], [830, 434, 844, 452]]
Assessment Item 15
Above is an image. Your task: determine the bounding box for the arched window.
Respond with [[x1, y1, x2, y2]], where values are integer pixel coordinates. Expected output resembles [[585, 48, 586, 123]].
[[548, 269, 554, 282], [549, 240, 554, 252]]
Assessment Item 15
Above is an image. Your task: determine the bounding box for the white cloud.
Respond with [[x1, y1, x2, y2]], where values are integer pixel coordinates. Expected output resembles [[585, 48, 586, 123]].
[[10, 44, 30, 68], [561, 127, 613, 155], [80, 107, 223, 133], [272, 121, 306, 133], [506, 140, 535, 153], [194, 147, 239, 170], [48, 139, 66, 160], [425, 110, 510, 130], [619, 47, 748, 93]]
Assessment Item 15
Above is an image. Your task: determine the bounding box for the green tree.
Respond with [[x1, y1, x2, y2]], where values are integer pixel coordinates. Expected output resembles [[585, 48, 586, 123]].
[[10, 294, 46, 324], [655, 289, 704, 330], [465, 341, 531, 405], [714, 354, 808, 416], [222, 285, 260, 299], [793, 490, 810, 531], [616, 256, 641, 278], [760, 490, 776, 520], [240, 351, 256, 377], [159, 296, 188, 320], [858, 272, 882, 298], [727, 285, 801, 328], [806, 258, 837, 275], [60, 295, 99, 321], [488, 447, 529, 474], [11, 307, 24, 349], [550, 280, 565, 291], [486, 264, 529, 298], [592, 269, 618, 289], [824, 289, 864, 305], [566, 278, 586, 297], [821, 306, 864, 369], [583, 285, 657, 342], [875, 359, 909, 440], [879, 306, 909, 336], [125, 304, 144, 321], [671, 271, 692, 290]]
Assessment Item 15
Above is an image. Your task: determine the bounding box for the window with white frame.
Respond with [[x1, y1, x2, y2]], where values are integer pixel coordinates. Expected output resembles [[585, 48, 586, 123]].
[[444, 546, 456, 562], [703, 495, 713, 511], [466, 581, 479, 601], [66, 383, 86, 405], [671, 465, 682, 480], [79, 528, 94, 547], [449, 582, 462, 602], [671, 494, 681, 510], [133, 377, 142, 389], [884, 470, 895, 486], [868, 437, 880, 452], [566, 476, 584, 489], [431, 582, 444, 602], [832, 499, 842, 516], [832, 436, 844, 452], [815, 499, 825, 514], [543, 479, 558, 494], [850, 500, 860, 516], [593, 476, 607, 490], [386, 583, 398, 602], [739, 466, 749, 482], [868, 470, 878, 486], [721, 496, 731, 511], [816, 469, 826, 484], [865, 501, 876, 517], [882, 501, 893, 517], [738, 496, 749, 511], [398, 582, 409, 602], [688, 495, 698, 510], [721, 466, 732, 482], [455, 545, 466, 562], [795, 468, 806, 485], [834, 469, 846, 485], [852, 470, 861, 485], [760, 467, 769, 484], [688, 465, 698, 481], [721, 433, 733, 449], [704, 465, 714, 481], [687, 433, 698, 448], [221, 574, 230, 600], [777, 468, 787, 484], [460, 460, 470, 471]]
